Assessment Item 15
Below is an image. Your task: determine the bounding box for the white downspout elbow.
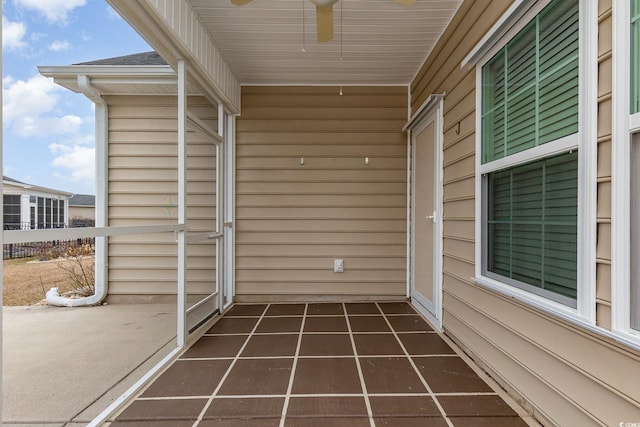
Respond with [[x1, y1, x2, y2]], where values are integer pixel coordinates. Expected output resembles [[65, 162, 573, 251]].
[[46, 287, 105, 307], [46, 75, 109, 307]]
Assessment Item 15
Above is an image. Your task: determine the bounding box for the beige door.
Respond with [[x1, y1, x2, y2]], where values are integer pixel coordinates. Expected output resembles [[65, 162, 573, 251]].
[[411, 111, 442, 328]]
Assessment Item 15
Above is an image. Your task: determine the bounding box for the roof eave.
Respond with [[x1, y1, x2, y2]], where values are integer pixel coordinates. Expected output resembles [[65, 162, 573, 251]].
[[4, 180, 74, 197], [38, 64, 175, 78], [38, 64, 178, 95]]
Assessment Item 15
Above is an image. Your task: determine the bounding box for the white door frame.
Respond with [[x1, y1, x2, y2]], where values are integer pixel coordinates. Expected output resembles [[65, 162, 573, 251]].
[[406, 95, 444, 331], [222, 112, 236, 311]]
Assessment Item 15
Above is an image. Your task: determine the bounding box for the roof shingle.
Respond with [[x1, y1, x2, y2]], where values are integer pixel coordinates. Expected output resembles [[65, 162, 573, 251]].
[[74, 51, 167, 66], [69, 194, 95, 206]]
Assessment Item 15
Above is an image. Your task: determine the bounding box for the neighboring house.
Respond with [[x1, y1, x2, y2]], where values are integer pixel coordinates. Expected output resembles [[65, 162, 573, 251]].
[[68, 194, 96, 227], [36, 0, 640, 424], [3, 176, 72, 230]]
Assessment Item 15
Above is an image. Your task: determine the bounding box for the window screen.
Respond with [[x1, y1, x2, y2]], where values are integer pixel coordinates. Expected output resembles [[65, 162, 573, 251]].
[[3, 195, 21, 230], [45, 198, 51, 229], [37, 197, 44, 229], [481, 0, 580, 306], [59, 200, 65, 227], [482, 0, 579, 163], [53, 200, 59, 228], [486, 151, 578, 305]]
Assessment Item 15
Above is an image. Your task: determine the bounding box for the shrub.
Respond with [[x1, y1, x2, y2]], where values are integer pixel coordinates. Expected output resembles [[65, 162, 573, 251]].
[[55, 245, 95, 297]]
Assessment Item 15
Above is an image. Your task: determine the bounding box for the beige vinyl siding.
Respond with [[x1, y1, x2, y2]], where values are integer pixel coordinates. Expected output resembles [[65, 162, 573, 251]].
[[236, 86, 407, 297], [411, 0, 640, 424], [105, 95, 217, 299], [411, 1, 512, 113], [69, 205, 95, 222]]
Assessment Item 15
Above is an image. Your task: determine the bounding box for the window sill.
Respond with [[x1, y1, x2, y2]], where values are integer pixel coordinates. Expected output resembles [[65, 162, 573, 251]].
[[472, 275, 640, 353], [610, 326, 640, 351], [472, 275, 579, 317]]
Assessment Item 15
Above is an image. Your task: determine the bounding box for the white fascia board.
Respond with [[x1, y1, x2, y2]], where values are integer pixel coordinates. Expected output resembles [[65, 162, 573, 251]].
[[38, 64, 175, 77], [39, 65, 177, 93], [3, 180, 74, 198], [2, 181, 31, 191], [32, 188, 74, 198]]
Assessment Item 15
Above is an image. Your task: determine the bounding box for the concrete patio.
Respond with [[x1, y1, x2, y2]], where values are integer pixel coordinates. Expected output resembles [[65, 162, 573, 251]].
[[3, 303, 177, 426]]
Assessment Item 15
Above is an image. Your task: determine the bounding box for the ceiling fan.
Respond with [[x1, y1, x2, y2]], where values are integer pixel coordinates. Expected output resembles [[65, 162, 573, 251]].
[[231, 0, 416, 42]]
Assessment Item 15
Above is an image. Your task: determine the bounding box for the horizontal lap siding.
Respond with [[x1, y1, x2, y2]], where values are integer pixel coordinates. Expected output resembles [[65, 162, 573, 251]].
[[410, 0, 640, 424], [236, 86, 407, 296], [106, 95, 217, 297]]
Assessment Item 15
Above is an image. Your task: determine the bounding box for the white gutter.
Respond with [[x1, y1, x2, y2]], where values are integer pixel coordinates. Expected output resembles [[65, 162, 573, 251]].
[[46, 75, 109, 307]]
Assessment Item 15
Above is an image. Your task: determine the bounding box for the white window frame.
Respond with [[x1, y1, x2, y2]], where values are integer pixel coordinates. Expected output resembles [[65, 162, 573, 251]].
[[612, 0, 640, 344], [467, 0, 598, 323]]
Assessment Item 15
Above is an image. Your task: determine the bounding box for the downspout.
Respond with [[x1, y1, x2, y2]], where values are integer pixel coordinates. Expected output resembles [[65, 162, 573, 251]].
[[46, 75, 109, 307]]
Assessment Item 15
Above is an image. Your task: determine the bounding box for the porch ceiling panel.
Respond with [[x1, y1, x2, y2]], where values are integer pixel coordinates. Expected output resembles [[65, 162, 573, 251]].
[[188, 0, 461, 85]]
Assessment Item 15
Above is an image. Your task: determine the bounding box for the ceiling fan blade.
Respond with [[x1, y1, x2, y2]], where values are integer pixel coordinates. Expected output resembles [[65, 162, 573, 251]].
[[231, 0, 253, 5], [316, 5, 334, 42], [395, 0, 416, 5]]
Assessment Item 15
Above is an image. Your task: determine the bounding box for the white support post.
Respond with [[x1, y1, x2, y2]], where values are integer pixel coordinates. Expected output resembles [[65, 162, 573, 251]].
[[0, 0, 4, 415], [95, 99, 109, 306], [217, 104, 225, 308], [177, 59, 187, 347], [406, 130, 412, 299], [224, 114, 236, 307]]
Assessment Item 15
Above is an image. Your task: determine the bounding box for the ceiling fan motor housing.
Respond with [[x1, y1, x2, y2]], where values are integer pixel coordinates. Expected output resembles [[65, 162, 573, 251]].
[[309, 0, 340, 6]]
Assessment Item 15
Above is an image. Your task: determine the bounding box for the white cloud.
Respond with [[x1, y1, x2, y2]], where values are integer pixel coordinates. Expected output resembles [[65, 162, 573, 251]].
[[30, 32, 47, 42], [14, 0, 87, 24], [22, 115, 83, 137], [49, 40, 71, 51], [49, 143, 95, 182], [3, 74, 83, 137], [2, 16, 27, 50]]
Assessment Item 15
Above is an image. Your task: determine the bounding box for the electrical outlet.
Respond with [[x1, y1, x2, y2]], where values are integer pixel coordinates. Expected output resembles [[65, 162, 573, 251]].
[[334, 259, 344, 273]]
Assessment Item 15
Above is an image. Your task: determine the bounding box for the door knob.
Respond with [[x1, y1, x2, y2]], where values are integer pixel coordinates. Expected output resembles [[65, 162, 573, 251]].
[[425, 211, 436, 222]]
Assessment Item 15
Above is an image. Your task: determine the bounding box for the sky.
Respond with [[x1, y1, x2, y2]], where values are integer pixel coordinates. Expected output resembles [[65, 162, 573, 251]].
[[2, 0, 152, 195]]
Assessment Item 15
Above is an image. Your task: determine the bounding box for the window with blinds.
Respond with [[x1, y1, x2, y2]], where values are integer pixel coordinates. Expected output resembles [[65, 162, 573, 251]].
[[486, 151, 578, 305], [481, 0, 579, 306], [482, 0, 579, 163], [632, 0, 640, 114]]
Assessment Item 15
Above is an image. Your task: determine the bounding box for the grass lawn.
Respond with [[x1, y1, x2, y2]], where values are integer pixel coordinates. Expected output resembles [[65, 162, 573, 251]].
[[3, 256, 95, 306]]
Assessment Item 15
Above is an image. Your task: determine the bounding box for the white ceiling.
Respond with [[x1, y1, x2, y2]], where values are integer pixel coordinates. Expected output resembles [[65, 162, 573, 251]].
[[188, 0, 462, 85]]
